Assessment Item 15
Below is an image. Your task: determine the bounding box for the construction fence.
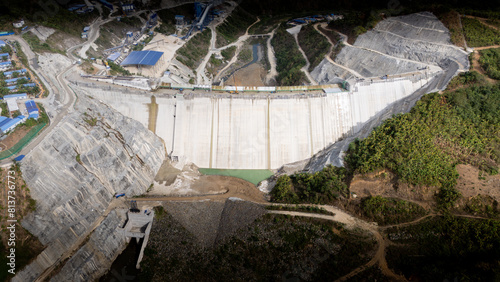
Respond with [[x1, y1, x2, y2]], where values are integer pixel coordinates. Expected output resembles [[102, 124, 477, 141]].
[[0, 122, 47, 160]]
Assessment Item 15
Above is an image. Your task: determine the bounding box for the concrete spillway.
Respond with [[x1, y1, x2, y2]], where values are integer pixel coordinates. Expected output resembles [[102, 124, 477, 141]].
[[82, 74, 432, 170]]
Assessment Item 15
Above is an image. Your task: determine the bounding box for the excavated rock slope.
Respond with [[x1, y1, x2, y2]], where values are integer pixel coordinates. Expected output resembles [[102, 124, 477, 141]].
[[14, 95, 165, 281], [312, 12, 468, 83], [305, 12, 468, 171]]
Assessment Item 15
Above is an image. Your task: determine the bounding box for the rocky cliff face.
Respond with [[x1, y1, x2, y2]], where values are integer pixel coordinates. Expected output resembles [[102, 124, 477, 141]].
[[312, 12, 468, 84], [14, 95, 165, 281]]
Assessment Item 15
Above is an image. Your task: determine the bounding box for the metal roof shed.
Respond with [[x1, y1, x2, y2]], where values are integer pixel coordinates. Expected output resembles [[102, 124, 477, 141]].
[[6, 99, 18, 111], [3, 93, 27, 99], [121, 50, 164, 66], [107, 52, 121, 62]]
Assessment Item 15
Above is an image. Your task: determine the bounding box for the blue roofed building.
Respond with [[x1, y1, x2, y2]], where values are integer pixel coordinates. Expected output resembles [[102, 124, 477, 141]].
[[2, 93, 27, 100], [121, 50, 165, 76], [25, 100, 39, 119], [3, 69, 27, 78], [23, 83, 36, 88], [6, 85, 17, 91], [0, 53, 10, 61], [107, 52, 121, 63], [0, 40, 6, 47], [0, 115, 26, 134], [0, 61, 12, 71], [5, 77, 26, 85]]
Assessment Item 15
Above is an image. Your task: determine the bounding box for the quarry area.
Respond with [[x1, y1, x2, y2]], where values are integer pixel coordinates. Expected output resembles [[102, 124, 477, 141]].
[[1, 0, 500, 281]]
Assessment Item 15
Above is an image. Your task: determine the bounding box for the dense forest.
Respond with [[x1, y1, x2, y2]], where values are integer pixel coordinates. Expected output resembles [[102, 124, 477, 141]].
[[479, 48, 500, 80], [297, 25, 330, 71], [271, 24, 307, 86]]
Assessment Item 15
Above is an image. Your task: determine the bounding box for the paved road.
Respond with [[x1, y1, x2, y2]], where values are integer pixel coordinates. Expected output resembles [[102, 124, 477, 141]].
[[0, 35, 76, 167]]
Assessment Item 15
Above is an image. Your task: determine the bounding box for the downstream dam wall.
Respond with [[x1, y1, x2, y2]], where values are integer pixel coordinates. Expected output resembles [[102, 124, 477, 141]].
[[81, 74, 433, 170]]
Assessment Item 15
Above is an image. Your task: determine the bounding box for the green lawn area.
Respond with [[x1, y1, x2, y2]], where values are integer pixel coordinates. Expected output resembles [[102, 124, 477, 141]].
[[198, 168, 274, 185]]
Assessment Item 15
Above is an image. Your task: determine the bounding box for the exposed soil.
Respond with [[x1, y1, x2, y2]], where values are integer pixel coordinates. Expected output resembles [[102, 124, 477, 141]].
[[349, 170, 437, 207], [225, 63, 267, 86], [46, 31, 83, 52], [0, 126, 31, 151], [455, 164, 500, 200], [0, 164, 44, 281], [153, 160, 181, 186]]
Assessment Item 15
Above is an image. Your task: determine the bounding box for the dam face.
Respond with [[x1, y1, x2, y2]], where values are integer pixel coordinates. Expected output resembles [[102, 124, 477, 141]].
[[85, 75, 432, 169]]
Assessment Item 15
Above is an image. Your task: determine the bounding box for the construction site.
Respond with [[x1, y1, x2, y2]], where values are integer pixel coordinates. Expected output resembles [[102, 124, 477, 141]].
[[5, 0, 500, 281], [77, 10, 466, 171]]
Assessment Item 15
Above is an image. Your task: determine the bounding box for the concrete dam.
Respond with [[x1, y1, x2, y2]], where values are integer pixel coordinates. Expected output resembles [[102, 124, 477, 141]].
[[80, 74, 433, 170], [78, 12, 467, 170]]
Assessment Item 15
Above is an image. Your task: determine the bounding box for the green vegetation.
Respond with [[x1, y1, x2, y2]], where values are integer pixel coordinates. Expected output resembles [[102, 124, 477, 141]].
[[141, 212, 375, 281], [270, 71, 499, 209], [22, 33, 64, 54], [266, 205, 334, 215], [198, 168, 274, 186], [216, 7, 257, 47], [118, 16, 142, 27], [248, 15, 285, 35], [345, 83, 500, 208], [272, 24, 306, 86], [360, 196, 427, 225], [176, 29, 211, 69], [297, 24, 330, 71], [270, 165, 348, 204], [446, 70, 487, 89], [156, 23, 175, 35], [462, 17, 500, 47], [220, 46, 236, 61], [479, 47, 500, 80], [0, 123, 47, 160], [0, 102, 8, 116], [436, 10, 466, 48], [463, 195, 499, 218], [207, 54, 223, 76], [108, 61, 131, 76], [328, 11, 378, 44], [386, 216, 500, 281], [237, 47, 252, 64]]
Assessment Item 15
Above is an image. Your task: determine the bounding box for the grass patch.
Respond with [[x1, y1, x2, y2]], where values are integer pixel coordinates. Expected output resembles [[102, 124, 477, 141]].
[[360, 196, 427, 225], [272, 23, 306, 86], [270, 165, 348, 204], [198, 168, 273, 186], [462, 17, 500, 47], [22, 33, 64, 54], [108, 61, 131, 76], [176, 29, 211, 69], [297, 24, 330, 71], [216, 7, 257, 47], [221, 46, 236, 61], [479, 47, 500, 80]]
